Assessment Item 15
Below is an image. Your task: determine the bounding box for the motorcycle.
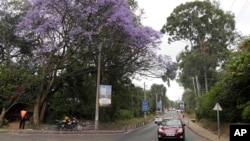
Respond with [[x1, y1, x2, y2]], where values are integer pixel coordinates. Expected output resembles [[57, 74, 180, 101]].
[[54, 118, 82, 131], [54, 119, 72, 130]]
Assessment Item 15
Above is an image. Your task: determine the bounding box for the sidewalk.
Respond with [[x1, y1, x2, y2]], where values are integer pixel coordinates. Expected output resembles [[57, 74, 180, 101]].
[[0, 128, 126, 134], [0, 120, 147, 134], [179, 113, 229, 141]]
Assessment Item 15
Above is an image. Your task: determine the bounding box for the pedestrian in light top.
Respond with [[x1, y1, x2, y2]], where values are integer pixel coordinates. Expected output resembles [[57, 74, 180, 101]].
[[19, 108, 27, 129]]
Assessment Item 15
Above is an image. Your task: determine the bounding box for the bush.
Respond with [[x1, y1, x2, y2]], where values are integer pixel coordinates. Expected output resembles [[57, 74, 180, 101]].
[[240, 101, 250, 122], [184, 108, 195, 114], [116, 110, 133, 120]]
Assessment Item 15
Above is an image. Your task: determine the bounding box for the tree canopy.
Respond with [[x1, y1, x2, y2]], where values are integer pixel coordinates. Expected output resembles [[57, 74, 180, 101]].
[[196, 37, 250, 122], [161, 0, 236, 92], [160, 1, 250, 124], [0, 0, 177, 126]]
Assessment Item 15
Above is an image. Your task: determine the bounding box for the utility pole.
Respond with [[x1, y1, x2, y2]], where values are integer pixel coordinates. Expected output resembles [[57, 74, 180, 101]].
[[160, 96, 162, 113], [195, 75, 200, 97], [204, 68, 208, 93], [144, 82, 147, 120], [192, 77, 198, 109], [161, 87, 164, 112], [155, 93, 157, 113], [94, 46, 101, 131]]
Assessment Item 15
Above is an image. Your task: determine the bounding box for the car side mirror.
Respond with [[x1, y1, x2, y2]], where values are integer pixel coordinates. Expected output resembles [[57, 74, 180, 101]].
[[157, 122, 161, 126]]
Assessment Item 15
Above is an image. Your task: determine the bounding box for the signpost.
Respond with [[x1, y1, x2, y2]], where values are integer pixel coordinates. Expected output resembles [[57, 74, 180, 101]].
[[157, 102, 162, 111], [142, 100, 148, 112], [143, 82, 147, 120], [213, 103, 222, 139]]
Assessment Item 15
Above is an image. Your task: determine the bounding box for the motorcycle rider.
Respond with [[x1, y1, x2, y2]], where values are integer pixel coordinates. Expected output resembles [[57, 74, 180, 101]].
[[64, 116, 70, 123], [55, 116, 81, 130]]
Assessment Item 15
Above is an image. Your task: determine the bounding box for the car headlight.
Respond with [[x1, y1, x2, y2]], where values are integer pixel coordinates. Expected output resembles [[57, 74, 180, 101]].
[[177, 128, 183, 133], [158, 126, 164, 133]]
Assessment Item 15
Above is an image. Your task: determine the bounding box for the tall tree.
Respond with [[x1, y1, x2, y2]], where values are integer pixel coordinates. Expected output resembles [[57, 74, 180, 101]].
[[16, 0, 161, 125], [182, 89, 196, 110], [197, 37, 250, 122], [0, 0, 29, 64], [0, 0, 32, 127], [150, 84, 167, 112], [161, 0, 236, 92]]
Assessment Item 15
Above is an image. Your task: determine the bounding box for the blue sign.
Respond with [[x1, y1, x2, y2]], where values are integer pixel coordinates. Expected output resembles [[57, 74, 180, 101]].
[[157, 102, 162, 110], [142, 100, 148, 112]]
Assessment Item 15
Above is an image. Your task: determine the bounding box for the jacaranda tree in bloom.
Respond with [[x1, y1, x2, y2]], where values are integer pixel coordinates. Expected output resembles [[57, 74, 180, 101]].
[[16, 0, 163, 125]]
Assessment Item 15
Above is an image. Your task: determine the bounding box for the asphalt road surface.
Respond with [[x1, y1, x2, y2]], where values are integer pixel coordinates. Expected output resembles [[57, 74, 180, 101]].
[[0, 111, 209, 141]]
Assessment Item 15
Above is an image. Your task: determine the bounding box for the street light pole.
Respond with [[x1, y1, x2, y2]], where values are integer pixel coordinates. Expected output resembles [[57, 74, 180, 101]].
[[144, 82, 147, 120], [94, 46, 101, 130], [192, 77, 198, 109], [155, 93, 157, 113]]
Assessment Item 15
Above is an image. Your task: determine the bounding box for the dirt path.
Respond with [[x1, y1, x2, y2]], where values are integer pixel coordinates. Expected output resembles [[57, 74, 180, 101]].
[[184, 113, 229, 140], [8, 121, 19, 129]]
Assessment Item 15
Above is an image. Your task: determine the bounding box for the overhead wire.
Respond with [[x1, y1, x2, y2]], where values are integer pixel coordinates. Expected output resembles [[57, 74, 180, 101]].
[[229, 0, 236, 11], [237, 0, 250, 22]]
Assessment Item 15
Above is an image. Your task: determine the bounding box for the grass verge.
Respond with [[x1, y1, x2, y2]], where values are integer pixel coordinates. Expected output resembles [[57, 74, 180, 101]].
[[186, 113, 229, 140], [99, 114, 154, 130]]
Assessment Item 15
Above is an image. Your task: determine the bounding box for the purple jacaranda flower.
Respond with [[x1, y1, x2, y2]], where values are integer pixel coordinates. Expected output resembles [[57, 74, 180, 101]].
[[16, 0, 161, 65]]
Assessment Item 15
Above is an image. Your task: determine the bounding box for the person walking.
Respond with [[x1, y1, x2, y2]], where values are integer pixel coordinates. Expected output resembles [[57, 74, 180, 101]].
[[19, 108, 27, 129]]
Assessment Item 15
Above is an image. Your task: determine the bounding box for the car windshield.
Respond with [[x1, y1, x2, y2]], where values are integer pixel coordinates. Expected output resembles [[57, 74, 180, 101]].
[[162, 119, 181, 126]]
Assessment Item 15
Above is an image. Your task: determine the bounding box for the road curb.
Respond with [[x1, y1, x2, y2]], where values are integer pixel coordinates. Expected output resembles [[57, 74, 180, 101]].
[[0, 129, 126, 134], [124, 121, 145, 132], [178, 112, 212, 141], [0, 120, 151, 135], [178, 112, 228, 141], [183, 120, 212, 141]]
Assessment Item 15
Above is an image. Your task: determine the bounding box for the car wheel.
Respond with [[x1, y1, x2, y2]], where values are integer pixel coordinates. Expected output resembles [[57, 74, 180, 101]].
[[158, 137, 162, 141]]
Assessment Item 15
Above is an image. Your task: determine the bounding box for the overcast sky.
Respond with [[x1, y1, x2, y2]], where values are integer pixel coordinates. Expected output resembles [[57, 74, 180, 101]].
[[134, 0, 250, 101]]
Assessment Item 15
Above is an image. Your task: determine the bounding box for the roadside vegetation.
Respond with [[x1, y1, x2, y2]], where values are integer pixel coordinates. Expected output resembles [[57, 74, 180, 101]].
[[161, 0, 250, 124], [0, 0, 249, 130], [163, 0, 250, 137], [0, 0, 176, 127], [98, 114, 154, 130]]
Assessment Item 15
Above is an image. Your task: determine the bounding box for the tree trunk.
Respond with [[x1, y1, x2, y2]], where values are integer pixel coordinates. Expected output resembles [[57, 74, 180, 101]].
[[33, 99, 40, 125], [0, 108, 6, 127], [39, 101, 47, 122], [33, 69, 56, 125], [33, 91, 49, 125]]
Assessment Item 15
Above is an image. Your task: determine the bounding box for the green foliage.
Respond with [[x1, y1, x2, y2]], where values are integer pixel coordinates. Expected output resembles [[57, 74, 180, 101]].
[[0, 65, 31, 107], [184, 108, 195, 114], [240, 101, 250, 122], [45, 93, 72, 122], [196, 92, 216, 120], [197, 37, 250, 122], [44, 73, 146, 122], [162, 0, 236, 92], [162, 0, 235, 47], [0, 0, 182, 125], [115, 109, 134, 120], [150, 84, 166, 111], [182, 90, 196, 110]]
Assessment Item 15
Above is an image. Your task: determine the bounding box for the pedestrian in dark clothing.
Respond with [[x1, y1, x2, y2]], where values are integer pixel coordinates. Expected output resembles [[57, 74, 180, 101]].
[[19, 108, 27, 129]]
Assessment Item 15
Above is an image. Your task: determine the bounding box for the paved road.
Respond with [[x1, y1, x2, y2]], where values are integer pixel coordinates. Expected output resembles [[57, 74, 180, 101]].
[[0, 111, 208, 141]]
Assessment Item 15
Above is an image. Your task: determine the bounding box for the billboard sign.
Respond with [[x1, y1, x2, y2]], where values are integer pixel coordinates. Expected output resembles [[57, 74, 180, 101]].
[[99, 85, 112, 107]]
